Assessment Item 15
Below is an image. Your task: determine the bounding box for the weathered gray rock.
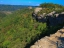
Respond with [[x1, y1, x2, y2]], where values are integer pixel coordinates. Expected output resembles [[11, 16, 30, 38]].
[[55, 14, 59, 17], [47, 11, 56, 16]]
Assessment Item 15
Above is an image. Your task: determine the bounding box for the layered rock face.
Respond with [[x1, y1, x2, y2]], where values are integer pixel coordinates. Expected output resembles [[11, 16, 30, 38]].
[[30, 28, 64, 48]]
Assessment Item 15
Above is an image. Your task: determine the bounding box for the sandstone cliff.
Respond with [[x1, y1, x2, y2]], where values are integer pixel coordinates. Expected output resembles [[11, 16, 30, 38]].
[[30, 28, 64, 48]]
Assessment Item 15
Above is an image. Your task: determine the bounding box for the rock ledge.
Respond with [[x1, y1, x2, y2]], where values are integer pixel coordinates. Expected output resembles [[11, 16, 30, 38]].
[[30, 28, 64, 48]]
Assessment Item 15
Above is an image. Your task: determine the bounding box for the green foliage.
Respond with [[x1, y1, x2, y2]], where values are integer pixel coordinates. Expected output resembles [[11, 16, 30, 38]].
[[40, 3, 63, 8], [55, 7, 64, 13], [0, 12, 6, 22], [38, 3, 64, 15], [3, 40, 11, 48], [0, 3, 64, 48], [0, 8, 47, 48]]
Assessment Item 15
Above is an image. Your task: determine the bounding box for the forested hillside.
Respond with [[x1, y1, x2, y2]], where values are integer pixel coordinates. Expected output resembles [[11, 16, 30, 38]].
[[0, 3, 64, 48], [0, 8, 47, 48]]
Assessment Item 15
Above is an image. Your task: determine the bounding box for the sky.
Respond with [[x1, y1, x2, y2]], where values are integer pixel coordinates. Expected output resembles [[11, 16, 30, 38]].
[[0, 0, 64, 6]]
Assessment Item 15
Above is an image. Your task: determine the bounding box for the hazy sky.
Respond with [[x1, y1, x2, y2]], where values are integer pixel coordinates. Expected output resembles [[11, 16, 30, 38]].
[[0, 0, 64, 6]]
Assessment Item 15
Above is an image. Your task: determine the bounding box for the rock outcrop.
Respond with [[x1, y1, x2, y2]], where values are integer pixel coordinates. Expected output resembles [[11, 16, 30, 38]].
[[34, 7, 42, 14], [32, 11, 64, 26], [30, 28, 64, 48]]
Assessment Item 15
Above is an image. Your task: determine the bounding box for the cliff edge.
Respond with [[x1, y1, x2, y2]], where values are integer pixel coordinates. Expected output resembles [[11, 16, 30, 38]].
[[30, 28, 64, 48]]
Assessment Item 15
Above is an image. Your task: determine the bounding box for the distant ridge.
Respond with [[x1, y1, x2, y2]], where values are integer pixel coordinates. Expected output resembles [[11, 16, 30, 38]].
[[0, 4, 37, 11]]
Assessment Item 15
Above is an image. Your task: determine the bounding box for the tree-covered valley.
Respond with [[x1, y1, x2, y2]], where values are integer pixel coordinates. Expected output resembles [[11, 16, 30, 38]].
[[0, 3, 64, 48]]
